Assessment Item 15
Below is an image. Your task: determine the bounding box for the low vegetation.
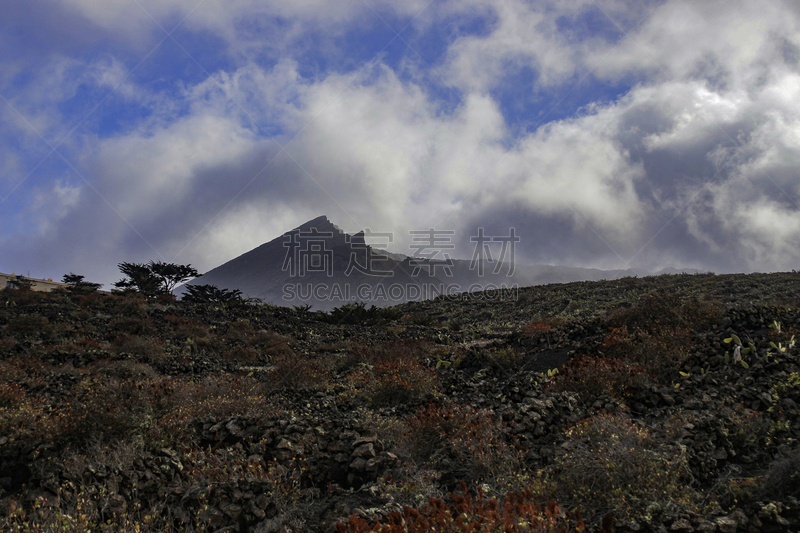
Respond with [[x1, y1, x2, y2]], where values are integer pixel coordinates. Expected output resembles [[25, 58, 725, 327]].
[[1, 272, 800, 531]]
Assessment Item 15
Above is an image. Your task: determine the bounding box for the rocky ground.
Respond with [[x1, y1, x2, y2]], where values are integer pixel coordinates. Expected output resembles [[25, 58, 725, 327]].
[[1, 272, 800, 532]]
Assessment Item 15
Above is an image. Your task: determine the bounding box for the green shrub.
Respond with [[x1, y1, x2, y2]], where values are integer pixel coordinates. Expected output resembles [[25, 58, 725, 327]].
[[405, 312, 436, 326], [490, 347, 527, 371], [318, 302, 404, 325]]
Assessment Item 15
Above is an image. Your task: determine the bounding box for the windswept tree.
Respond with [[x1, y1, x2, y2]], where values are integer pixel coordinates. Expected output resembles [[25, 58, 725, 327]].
[[62, 273, 102, 293], [114, 261, 199, 297], [147, 261, 200, 294], [182, 284, 245, 304]]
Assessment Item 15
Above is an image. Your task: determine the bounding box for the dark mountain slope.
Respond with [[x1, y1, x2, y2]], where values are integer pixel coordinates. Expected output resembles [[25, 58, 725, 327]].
[[186, 215, 688, 310]]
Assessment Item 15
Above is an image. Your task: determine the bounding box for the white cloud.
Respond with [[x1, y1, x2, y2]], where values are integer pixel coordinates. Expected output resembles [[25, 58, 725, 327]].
[[0, 57, 89, 143], [180, 201, 311, 269], [28, 181, 82, 235], [58, 0, 432, 56], [514, 116, 646, 235], [441, 1, 578, 92], [5, 0, 800, 283], [288, 68, 512, 237], [594, 0, 800, 87], [90, 113, 262, 221]]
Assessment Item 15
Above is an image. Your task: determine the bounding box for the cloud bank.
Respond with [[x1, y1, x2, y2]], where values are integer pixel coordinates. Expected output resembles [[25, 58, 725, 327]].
[[2, 0, 800, 286]]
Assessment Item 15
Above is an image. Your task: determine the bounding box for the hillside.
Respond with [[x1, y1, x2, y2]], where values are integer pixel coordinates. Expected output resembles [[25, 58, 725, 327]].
[[1, 272, 800, 532]]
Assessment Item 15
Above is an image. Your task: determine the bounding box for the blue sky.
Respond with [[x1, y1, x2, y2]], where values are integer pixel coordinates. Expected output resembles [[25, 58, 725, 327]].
[[2, 0, 800, 287]]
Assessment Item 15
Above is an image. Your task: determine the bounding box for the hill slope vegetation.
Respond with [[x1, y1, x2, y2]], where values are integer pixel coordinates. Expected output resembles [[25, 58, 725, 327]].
[[1, 272, 800, 531]]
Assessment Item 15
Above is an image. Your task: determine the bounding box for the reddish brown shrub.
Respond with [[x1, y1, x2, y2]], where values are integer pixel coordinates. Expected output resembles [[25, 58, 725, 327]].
[[358, 339, 435, 363], [550, 413, 693, 521], [221, 346, 260, 364], [267, 353, 332, 391], [108, 293, 148, 316], [73, 291, 105, 309], [110, 316, 156, 336], [1, 287, 45, 306], [355, 358, 438, 408], [222, 318, 256, 343], [605, 290, 722, 333], [548, 354, 652, 401], [164, 315, 208, 340], [0, 336, 19, 355], [45, 338, 107, 358], [91, 359, 158, 380], [601, 291, 721, 381], [65, 376, 156, 443], [600, 325, 693, 382], [0, 382, 25, 408], [111, 334, 166, 359], [522, 316, 566, 344], [402, 403, 524, 490], [339, 339, 436, 373], [252, 330, 293, 356], [726, 405, 771, 452], [0, 355, 49, 388], [601, 326, 628, 349], [0, 395, 70, 453], [6, 314, 51, 337], [338, 486, 586, 533], [28, 373, 269, 448], [193, 335, 226, 355], [151, 375, 267, 445]]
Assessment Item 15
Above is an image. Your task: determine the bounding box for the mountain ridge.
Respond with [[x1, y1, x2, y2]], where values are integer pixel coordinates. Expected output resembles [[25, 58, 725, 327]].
[[185, 215, 701, 309]]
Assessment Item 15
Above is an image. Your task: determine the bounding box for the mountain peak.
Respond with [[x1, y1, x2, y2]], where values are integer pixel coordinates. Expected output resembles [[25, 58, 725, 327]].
[[350, 230, 366, 246], [290, 215, 341, 234], [190, 215, 677, 311]]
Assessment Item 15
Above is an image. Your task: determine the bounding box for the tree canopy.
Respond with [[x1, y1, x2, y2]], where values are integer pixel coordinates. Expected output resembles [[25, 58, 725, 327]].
[[114, 261, 199, 297], [181, 284, 246, 304], [62, 273, 102, 293]]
